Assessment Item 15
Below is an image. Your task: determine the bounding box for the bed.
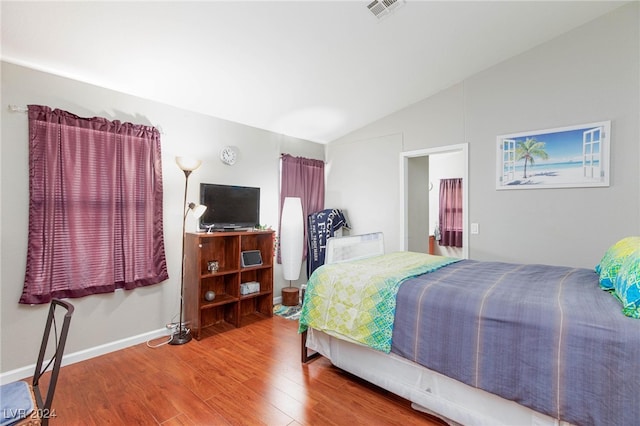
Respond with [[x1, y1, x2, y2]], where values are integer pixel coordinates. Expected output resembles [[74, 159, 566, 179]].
[[299, 233, 640, 426]]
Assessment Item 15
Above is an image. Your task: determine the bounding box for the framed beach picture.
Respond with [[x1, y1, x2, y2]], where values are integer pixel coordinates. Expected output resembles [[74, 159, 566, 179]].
[[496, 121, 611, 190]]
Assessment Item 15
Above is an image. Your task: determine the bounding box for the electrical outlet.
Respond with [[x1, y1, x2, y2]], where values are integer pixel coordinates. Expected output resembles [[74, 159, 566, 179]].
[[471, 223, 479, 234]]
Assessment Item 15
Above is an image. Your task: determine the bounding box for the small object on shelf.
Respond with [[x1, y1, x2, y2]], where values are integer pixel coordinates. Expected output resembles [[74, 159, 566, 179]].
[[205, 291, 216, 301], [241, 250, 262, 267], [207, 260, 219, 273], [240, 281, 260, 295]]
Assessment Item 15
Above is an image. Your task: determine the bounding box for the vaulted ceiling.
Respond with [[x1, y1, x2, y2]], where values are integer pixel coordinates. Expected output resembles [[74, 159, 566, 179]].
[[1, 1, 627, 143]]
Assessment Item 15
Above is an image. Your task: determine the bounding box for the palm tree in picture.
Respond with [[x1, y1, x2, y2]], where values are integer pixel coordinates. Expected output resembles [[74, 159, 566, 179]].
[[515, 137, 549, 178]]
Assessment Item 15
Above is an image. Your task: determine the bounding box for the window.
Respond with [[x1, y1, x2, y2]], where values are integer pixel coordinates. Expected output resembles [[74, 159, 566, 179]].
[[20, 105, 168, 304]]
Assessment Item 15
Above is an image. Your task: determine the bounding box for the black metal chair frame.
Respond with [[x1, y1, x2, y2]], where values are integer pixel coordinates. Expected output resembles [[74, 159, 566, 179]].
[[28, 299, 74, 425], [2, 299, 74, 425]]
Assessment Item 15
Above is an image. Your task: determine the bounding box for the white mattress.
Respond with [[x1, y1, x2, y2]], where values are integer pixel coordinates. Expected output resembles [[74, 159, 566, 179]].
[[306, 328, 573, 426]]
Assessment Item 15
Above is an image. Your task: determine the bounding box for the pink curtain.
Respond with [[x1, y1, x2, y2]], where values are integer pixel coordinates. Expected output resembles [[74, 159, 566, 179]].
[[439, 178, 463, 248], [279, 154, 324, 261], [21, 105, 168, 304]]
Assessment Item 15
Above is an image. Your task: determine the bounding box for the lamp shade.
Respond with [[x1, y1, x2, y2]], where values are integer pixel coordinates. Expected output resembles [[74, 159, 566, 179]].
[[280, 197, 304, 281], [176, 156, 202, 172], [188, 202, 207, 219]]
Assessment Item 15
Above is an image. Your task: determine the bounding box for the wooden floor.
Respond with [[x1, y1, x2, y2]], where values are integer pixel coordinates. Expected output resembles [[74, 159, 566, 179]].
[[45, 314, 448, 425]]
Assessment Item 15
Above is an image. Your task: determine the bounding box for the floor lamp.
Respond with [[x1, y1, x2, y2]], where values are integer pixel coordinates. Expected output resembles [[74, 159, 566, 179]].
[[171, 156, 206, 345], [280, 197, 303, 306]]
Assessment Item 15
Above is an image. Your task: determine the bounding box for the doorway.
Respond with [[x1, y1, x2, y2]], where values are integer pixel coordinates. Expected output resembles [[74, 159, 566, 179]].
[[399, 143, 469, 259]]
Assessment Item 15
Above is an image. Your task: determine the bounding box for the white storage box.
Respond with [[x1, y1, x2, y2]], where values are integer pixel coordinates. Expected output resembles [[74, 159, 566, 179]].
[[240, 281, 260, 295]]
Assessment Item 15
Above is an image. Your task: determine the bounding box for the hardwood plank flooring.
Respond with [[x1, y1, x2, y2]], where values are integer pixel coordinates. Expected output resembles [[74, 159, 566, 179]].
[[45, 315, 447, 425]]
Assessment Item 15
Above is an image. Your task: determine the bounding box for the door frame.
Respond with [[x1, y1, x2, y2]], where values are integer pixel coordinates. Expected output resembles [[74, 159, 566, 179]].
[[399, 143, 469, 259]]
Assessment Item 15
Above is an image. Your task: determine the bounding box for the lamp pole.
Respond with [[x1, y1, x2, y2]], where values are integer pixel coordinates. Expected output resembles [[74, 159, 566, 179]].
[[170, 169, 193, 345], [171, 157, 203, 345]]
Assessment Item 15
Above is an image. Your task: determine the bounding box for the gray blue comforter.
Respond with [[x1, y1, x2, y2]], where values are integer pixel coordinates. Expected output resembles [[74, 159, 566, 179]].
[[391, 259, 640, 426]]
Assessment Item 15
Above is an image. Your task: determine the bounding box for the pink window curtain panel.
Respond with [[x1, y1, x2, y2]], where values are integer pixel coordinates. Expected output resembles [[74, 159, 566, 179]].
[[439, 178, 463, 248], [21, 105, 168, 304], [279, 154, 325, 262]]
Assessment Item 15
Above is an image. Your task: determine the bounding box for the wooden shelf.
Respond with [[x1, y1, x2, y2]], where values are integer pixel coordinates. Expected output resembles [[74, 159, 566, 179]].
[[240, 290, 271, 301], [184, 230, 274, 340], [200, 293, 237, 309]]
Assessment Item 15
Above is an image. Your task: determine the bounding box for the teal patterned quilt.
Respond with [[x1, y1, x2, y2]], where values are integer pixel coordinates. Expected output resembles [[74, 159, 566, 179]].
[[298, 251, 460, 353]]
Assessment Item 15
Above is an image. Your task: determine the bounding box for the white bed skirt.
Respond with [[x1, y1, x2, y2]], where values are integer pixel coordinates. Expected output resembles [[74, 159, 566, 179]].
[[307, 329, 573, 426]]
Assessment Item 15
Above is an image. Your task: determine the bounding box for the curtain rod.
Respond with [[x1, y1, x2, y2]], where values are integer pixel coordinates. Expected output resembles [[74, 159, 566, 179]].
[[8, 104, 27, 113], [6, 104, 165, 134]]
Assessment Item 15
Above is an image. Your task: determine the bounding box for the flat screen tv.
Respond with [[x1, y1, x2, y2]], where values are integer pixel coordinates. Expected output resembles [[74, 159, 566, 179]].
[[199, 183, 260, 231]]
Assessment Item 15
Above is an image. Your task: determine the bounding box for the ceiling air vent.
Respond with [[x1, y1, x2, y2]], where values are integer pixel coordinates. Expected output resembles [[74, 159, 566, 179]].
[[367, 0, 404, 20]]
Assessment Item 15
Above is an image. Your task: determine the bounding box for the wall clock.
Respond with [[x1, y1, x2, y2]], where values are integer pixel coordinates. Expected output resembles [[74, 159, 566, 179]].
[[220, 146, 237, 165]]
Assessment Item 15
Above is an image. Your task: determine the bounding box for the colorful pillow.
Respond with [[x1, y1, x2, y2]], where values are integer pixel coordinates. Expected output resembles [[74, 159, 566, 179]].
[[595, 236, 640, 290], [613, 249, 640, 319]]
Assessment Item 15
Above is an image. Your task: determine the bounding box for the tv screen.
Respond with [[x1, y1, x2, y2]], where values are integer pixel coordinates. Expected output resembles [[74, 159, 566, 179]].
[[199, 183, 260, 231]]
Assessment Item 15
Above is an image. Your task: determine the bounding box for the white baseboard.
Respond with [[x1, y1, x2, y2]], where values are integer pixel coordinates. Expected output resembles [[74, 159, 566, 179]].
[[0, 327, 168, 385], [273, 295, 283, 305]]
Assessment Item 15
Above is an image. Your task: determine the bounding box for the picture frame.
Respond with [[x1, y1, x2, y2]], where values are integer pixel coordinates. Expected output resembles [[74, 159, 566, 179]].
[[240, 250, 262, 268], [496, 121, 611, 190]]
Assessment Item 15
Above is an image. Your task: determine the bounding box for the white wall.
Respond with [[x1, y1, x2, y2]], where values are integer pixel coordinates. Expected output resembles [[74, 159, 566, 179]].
[[325, 133, 403, 253], [0, 62, 323, 375], [326, 3, 639, 267]]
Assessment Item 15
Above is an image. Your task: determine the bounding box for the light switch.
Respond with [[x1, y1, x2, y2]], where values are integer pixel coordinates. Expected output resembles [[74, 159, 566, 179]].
[[471, 223, 479, 234]]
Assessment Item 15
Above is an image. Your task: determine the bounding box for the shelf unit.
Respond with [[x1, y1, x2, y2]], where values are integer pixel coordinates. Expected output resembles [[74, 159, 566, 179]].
[[183, 230, 274, 340]]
